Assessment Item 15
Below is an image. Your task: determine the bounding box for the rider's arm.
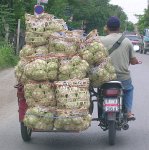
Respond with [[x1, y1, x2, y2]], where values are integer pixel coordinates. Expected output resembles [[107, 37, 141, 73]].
[[128, 41, 139, 65]]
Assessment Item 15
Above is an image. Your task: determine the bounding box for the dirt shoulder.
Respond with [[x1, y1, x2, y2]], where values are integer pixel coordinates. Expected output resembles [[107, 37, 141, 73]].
[[0, 68, 17, 108]]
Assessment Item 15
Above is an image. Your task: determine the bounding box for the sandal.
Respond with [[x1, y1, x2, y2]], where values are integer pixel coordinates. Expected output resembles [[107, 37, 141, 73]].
[[127, 113, 136, 121]]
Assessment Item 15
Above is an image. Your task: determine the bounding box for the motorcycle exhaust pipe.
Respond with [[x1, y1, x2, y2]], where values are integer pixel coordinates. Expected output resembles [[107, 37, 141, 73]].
[[122, 123, 129, 130]]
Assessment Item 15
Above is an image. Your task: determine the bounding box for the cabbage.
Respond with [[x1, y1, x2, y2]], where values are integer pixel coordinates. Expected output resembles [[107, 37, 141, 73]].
[[70, 56, 82, 66], [94, 51, 107, 64], [14, 61, 28, 83], [70, 70, 86, 79], [24, 81, 56, 107], [27, 107, 41, 115], [58, 74, 70, 81], [24, 59, 48, 81], [35, 46, 49, 55], [26, 36, 48, 47], [24, 83, 38, 93], [32, 70, 47, 81], [36, 27, 45, 32], [89, 42, 100, 53], [59, 63, 71, 74], [47, 71, 58, 80], [43, 30, 53, 38], [89, 64, 117, 87], [15, 71, 28, 84], [23, 115, 39, 127], [55, 80, 90, 109], [43, 112, 54, 123], [47, 61, 58, 69], [19, 45, 35, 57], [72, 117, 83, 124], [58, 57, 89, 80], [40, 98, 56, 107], [81, 50, 94, 64], [34, 121, 48, 130], [79, 35, 110, 66], [24, 91, 32, 99], [104, 62, 116, 73], [54, 114, 91, 131], [26, 98, 36, 107], [65, 45, 77, 54], [77, 61, 89, 72], [32, 88, 45, 100], [45, 91, 55, 100]]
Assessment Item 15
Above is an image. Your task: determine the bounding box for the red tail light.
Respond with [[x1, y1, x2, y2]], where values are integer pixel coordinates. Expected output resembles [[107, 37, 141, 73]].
[[103, 89, 120, 97]]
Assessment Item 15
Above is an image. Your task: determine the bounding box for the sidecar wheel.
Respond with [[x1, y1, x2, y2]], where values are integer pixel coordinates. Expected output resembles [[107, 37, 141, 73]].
[[20, 122, 32, 142]]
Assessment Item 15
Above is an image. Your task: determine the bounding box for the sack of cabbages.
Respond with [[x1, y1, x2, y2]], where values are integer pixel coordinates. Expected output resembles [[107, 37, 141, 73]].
[[23, 106, 55, 130], [14, 59, 28, 84], [54, 109, 92, 131], [23, 56, 59, 81], [25, 34, 49, 47], [58, 55, 89, 81], [19, 45, 49, 58], [79, 29, 109, 66], [48, 31, 83, 55], [89, 57, 117, 87], [55, 78, 90, 109], [25, 13, 67, 33], [25, 13, 68, 47], [24, 81, 56, 107]]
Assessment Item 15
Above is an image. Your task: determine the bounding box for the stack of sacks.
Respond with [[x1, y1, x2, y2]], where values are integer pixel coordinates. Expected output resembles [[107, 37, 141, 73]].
[[54, 78, 91, 131], [15, 13, 91, 132], [15, 13, 117, 131]]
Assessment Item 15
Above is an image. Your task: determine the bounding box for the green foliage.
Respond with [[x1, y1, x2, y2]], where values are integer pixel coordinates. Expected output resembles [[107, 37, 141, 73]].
[[126, 21, 135, 32], [0, 0, 129, 35], [13, 0, 25, 29], [0, 42, 18, 69], [137, 9, 149, 34], [0, 4, 16, 35], [46, 0, 69, 20], [44, 0, 128, 34]]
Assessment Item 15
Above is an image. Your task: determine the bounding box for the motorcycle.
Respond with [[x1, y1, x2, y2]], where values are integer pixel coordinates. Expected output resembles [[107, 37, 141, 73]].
[[89, 80, 135, 145]]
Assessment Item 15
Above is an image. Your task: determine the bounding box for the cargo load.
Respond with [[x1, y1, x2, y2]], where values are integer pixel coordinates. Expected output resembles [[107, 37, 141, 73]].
[[15, 13, 116, 132]]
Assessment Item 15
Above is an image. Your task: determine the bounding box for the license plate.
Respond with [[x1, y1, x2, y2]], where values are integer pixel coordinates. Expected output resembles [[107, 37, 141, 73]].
[[103, 99, 119, 112]]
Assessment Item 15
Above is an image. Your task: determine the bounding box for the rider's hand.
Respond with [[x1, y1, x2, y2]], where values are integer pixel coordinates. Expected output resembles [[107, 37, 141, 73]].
[[130, 57, 142, 65]]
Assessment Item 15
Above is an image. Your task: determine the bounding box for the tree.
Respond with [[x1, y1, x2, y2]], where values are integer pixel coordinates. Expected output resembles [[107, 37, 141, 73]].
[[0, 4, 16, 41], [0, 0, 130, 41], [125, 21, 135, 32], [137, 8, 149, 34]]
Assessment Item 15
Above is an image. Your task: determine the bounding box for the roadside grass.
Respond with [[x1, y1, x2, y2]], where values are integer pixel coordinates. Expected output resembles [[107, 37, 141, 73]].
[[0, 41, 18, 70]]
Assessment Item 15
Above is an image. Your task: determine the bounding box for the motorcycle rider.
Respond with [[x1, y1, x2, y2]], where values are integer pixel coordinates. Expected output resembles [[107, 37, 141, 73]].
[[100, 16, 139, 120]]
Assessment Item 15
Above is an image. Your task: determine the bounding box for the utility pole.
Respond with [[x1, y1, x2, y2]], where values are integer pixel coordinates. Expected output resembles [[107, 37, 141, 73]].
[[16, 19, 20, 55], [148, 0, 149, 9]]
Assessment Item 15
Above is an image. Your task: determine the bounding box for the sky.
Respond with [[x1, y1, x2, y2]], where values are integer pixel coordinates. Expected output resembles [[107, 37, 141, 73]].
[[110, 0, 148, 23]]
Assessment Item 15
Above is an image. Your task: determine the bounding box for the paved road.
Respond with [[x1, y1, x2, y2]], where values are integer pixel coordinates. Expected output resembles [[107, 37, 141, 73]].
[[0, 53, 149, 150]]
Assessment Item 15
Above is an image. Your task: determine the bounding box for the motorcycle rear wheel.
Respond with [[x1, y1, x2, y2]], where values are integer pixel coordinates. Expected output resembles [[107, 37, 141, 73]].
[[108, 120, 116, 145]]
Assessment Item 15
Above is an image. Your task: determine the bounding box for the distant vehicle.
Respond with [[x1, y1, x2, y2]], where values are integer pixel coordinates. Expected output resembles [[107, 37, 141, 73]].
[[142, 28, 149, 54], [125, 34, 143, 52]]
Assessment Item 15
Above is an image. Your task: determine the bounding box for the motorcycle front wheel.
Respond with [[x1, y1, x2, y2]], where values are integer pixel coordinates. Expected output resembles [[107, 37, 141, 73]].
[[108, 120, 116, 145]]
